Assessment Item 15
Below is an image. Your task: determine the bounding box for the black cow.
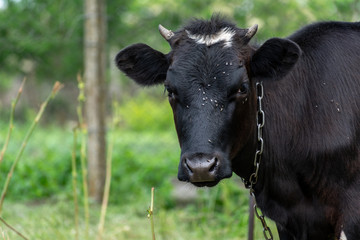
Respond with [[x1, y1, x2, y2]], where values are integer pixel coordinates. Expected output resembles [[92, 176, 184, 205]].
[[115, 15, 360, 240]]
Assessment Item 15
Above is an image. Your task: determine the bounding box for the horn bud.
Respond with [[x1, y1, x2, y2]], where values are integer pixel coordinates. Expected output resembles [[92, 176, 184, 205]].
[[245, 24, 258, 40], [159, 24, 174, 40]]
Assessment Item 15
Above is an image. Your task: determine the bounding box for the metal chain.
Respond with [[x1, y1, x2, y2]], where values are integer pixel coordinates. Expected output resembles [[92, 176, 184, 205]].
[[249, 82, 265, 188], [250, 190, 274, 240], [243, 82, 274, 240]]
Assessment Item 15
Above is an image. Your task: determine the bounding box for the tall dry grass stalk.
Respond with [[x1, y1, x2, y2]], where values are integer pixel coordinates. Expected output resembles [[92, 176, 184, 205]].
[[0, 217, 27, 240], [0, 81, 63, 214], [96, 102, 120, 240], [71, 128, 79, 240], [76, 74, 90, 239], [0, 227, 9, 240], [147, 187, 156, 240], [0, 78, 27, 165]]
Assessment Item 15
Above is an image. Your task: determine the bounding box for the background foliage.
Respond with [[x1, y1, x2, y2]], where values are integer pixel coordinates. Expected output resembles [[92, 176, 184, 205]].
[[0, 0, 360, 239], [1, 0, 360, 82]]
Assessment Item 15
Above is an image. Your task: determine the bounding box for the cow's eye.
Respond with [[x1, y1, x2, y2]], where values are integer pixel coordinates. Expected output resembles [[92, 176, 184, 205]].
[[239, 82, 249, 94], [165, 85, 176, 100], [229, 82, 249, 101]]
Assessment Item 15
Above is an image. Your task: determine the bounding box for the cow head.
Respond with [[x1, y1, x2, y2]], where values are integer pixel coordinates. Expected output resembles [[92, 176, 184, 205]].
[[115, 16, 301, 187]]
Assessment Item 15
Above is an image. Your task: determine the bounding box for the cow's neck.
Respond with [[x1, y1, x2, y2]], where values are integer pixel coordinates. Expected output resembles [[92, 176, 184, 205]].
[[232, 134, 258, 181]]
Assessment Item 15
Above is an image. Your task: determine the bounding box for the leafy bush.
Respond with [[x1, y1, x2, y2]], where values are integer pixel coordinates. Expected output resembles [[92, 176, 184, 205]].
[[0, 123, 178, 203], [0, 123, 73, 200], [109, 130, 180, 206], [118, 92, 175, 132], [0, 95, 176, 202]]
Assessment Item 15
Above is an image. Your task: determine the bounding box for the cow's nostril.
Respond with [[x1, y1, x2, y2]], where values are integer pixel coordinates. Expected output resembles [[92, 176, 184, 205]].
[[184, 158, 193, 173], [208, 157, 217, 172]]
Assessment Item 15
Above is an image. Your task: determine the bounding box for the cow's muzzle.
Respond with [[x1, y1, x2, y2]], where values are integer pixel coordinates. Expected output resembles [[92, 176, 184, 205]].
[[178, 153, 232, 187]]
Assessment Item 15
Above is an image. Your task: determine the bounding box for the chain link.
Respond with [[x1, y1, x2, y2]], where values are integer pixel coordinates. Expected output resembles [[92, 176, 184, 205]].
[[243, 82, 273, 240], [246, 82, 265, 188], [251, 191, 274, 240]]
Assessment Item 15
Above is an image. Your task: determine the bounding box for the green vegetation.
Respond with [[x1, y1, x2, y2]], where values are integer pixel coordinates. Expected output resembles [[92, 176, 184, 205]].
[[1, 0, 359, 83], [1, 198, 278, 240], [0, 96, 176, 204]]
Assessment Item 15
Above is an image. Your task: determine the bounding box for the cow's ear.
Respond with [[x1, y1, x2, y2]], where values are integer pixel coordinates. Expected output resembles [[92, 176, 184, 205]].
[[115, 43, 169, 86], [250, 38, 301, 80]]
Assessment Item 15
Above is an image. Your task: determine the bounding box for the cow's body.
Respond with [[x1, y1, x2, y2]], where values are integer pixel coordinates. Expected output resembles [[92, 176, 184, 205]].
[[255, 22, 360, 239], [115, 16, 360, 239]]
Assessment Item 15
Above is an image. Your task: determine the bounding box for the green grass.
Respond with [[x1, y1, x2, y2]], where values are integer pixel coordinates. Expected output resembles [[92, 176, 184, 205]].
[[1, 195, 278, 240]]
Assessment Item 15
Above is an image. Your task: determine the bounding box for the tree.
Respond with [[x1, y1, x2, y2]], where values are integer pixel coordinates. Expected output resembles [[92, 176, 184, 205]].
[[0, 0, 83, 82], [84, 0, 107, 203]]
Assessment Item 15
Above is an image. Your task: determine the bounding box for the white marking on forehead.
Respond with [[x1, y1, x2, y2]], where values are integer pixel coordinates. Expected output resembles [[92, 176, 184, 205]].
[[186, 27, 236, 48], [340, 230, 347, 240]]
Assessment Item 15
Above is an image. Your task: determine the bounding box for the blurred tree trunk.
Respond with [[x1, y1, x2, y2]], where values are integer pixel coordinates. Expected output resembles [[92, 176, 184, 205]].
[[84, 0, 107, 203]]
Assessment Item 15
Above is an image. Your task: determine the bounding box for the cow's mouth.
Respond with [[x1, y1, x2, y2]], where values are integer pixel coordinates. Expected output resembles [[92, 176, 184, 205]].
[[191, 180, 220, 187]]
